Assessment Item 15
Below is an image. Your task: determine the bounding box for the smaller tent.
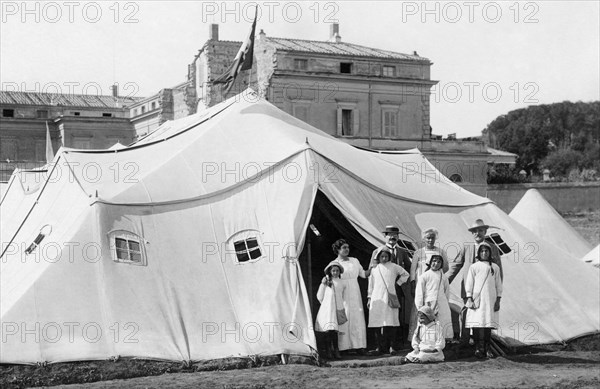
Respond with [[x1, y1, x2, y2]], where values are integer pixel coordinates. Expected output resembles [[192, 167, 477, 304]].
[[582, 245, 600, 267], [509, 189, 592, 259]]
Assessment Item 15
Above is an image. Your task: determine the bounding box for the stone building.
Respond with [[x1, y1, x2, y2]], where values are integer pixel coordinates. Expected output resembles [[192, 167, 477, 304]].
[[190, 23, 491, 195], [0, 88, 140, 181]]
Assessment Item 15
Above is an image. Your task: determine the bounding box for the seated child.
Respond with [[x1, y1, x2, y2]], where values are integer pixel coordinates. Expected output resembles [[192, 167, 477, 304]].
[[315, 261, 347, 359], [405, 305, 445, 363]]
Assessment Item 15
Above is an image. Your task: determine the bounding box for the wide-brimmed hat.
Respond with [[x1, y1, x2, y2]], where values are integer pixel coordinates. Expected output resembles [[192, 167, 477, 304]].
[[467, 219, 490, 232], [382, 225, 400, 235], [418, 305, 436, 321], [324, 261, 344, 275]]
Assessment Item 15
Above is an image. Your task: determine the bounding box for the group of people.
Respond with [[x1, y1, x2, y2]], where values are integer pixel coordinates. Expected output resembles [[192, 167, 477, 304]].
[[315, 219, 504, 362]]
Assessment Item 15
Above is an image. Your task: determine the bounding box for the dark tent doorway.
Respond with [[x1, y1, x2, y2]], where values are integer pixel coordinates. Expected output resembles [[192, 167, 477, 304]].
[[298, 190, 377, 350]]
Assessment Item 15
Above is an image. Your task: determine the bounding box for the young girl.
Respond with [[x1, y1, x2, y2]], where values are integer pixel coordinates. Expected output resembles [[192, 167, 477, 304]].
[[405, 305, 445, 363], [315, 261, 347, 359], [367, 248, 409, 355], [465, 242, 502, 359], [414, 254, 454, 340]]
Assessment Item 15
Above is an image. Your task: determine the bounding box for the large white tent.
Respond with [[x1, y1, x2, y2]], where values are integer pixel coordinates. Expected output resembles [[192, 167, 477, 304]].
[[582, 245, 600, 267], [1, 91, 599, 364], [509, 189, 593, 259]]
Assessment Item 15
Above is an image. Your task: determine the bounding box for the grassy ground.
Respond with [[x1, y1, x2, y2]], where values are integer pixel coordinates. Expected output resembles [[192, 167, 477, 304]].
[[562, 210, 600, 247]]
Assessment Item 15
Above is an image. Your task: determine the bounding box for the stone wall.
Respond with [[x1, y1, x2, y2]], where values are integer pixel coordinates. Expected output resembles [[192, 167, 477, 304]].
[[487, 182, 600, 213]]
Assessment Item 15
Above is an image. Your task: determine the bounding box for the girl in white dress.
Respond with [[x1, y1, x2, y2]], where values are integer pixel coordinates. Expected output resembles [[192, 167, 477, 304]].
[[414, 254, 454, 339], [465, 242, 503, 359], [408, 228, 449, 338], [315, 261, 347, 359], [367, 248, 409, 354]]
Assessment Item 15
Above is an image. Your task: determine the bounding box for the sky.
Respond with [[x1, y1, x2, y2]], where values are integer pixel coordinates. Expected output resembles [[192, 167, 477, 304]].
[[1, 0, 598, 137]]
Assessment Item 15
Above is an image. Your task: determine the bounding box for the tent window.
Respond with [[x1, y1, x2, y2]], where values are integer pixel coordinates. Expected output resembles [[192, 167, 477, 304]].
[[109, 231, 146, 265], [25, 225, 52, 255], [233, 237, 262, 263]]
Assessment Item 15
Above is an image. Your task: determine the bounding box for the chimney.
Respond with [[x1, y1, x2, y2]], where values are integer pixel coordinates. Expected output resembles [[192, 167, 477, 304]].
[[209, 24, 219, 41], [329, 23, 339, 39], [259, 29, 266, 40], [111, 84, 118, 97]]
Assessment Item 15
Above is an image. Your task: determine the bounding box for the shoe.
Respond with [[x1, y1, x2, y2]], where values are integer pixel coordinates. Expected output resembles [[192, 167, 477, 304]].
[[368, 349, 383, 356], [390, 349, 399, 356], [399, 356, 408, 364], [486, 350, 496, 359], [356, 348, 367, 356], [474, 349, 485, 359]]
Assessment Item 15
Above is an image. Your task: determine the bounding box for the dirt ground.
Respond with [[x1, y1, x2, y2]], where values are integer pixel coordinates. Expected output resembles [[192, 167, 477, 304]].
[[1, 213, 598, 388], [2, 337, 599, 389]]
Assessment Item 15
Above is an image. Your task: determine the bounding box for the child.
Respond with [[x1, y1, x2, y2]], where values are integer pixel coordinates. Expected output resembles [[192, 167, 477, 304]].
[[315, 261, 347, 359], [405, 305, 445, 363], [367, 247, 409, 355]]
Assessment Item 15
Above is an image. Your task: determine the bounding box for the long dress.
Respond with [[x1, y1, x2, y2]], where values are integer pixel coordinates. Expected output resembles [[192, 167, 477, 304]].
[[405, 321, 445, 363], [414, 269, 454, 338], [408, 246, 449, 339], [465, 261, 503, 328], [335, 257, 367, 350], [367, 262, 409, 327], [315, 278, 347, 332]]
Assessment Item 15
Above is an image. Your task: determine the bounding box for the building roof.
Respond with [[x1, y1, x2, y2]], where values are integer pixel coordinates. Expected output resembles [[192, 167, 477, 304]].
[[264, 36, 430, 62], [0, 91, 144, 109], [487, 147, 517, 164]]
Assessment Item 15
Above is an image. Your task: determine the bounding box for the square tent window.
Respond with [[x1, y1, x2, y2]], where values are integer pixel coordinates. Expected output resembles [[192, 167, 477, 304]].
[[109, 231, 146, 265], [485, 233, 512, 255], [233, 237, 262, 263]]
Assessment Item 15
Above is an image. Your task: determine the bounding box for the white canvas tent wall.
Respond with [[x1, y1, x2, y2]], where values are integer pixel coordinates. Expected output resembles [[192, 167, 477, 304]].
[[1, 91, 598, 364], [582, 245, 600, 267], [509, 189, 593, 259]]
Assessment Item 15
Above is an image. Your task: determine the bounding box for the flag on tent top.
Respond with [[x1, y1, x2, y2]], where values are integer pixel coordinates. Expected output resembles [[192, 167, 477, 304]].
[[45, 121, 54, 163], [212, 7, 257, 95]]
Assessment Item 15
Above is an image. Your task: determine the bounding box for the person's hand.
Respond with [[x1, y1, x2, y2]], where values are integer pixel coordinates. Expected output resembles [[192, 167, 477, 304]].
[[465, 297, 474, 309], [494, 299, 501, 312], [321, 276, 328, 285], [413, 347, 419, 353], [367, 298, 371, 310]]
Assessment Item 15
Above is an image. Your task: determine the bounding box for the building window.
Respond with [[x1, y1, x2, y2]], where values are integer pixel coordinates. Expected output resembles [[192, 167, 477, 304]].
[[37, 110, 49, 119], [382, 65, 395, 77], [294, 59, 308, 70], [340, 62, 353, 73], [449, 173, 463, 183], [141, 106, 146, 114], [336, 102, 359, 137], [109, 231, 146, 265], [151, 102, 156, 110], [382, 109, 398, 137], [132, 108, 138, 117], [341, 110, 353, 135], [102, 113, 113, 117], [25, 225, 52, 255], [2, 109, 15, 118], [0, 138, 18, 160], [73, 112, 81, 116]]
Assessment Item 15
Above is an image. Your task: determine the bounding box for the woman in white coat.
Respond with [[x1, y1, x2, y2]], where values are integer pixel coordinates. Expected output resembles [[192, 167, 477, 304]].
[[465, 242, 503, 359], [367, 247, 409, 355], [414, 254, 454, 339]]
